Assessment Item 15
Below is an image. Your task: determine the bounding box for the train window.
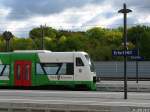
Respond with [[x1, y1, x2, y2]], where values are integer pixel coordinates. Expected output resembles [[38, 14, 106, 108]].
[[85, 55, 91, 65], [58, 63, 66, 75], [67, 63, 74, 75], [85, 55, 95, 72], [36, 64, 44, 75], [58, 63, 74, 75], [76, 57, 84, 66], [0, 64, 10, 76], [43, 63, 61, 75], [36, 63, 74, 75], [36, 63, 62, 75]]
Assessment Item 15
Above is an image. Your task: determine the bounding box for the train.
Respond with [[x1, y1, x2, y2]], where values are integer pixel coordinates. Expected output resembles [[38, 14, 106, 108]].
[[0, 50, 97, 90]]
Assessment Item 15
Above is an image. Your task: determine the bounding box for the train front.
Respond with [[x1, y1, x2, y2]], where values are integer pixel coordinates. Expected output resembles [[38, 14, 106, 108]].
[[84, 53, 100, 90], [85, 54, 100, 80]]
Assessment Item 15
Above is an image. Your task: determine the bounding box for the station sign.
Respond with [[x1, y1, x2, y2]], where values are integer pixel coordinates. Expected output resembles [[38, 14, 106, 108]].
[[112, 50, 138, 56], [131, 56, 144, 61]]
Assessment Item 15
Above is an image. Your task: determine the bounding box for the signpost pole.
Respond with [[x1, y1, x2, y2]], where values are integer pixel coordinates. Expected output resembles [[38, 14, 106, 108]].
[[136, 48, 139, 83], [136, 60, 139, 83], [118, 3, 132, 99], [136, 34, 140, 83]]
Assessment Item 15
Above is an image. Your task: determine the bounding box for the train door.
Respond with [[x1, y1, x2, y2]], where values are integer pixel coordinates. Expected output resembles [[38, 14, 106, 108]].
[[14, 61, 31, 86], [74, 55, 86, 80]]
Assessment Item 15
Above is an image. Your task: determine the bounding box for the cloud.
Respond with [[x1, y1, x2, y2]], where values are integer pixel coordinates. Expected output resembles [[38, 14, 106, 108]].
[[1, 0, 105, 20], [104, 0, 150, 14], [0, 0, 150, 37], [108, 16, 138, 28], [1, 0, 150, 20]]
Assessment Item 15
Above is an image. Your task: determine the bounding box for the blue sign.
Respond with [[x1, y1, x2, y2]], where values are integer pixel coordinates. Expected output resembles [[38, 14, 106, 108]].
[[112, 50, 138, 56], [131, 56, 144, 61]]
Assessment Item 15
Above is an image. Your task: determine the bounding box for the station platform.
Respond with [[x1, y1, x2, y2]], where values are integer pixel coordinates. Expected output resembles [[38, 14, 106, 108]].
[[0, 90, 149, 112], [97, 81, 150, 92]]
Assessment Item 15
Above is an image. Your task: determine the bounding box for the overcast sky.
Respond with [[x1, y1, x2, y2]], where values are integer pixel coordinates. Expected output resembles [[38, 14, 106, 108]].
[[0, 0, 150, 37]]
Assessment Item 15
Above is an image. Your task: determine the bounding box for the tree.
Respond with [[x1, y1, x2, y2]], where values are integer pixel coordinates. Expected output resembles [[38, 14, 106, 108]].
[[12, 38, 34, 50], [2, 31, 13, 52], [128, 25, 150, 59], [139, 32, 150, 60], [29, 26, 58, 50], [105, 30, 122, 45], [29, 26, 58, 39], [127, 25, 146, 44], [86, 27, 106, 41]]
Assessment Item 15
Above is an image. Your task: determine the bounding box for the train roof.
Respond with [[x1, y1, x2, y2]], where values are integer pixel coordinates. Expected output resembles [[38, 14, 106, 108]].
[[13, 50, 87, 55], [14, 50, 52, 53], [0, 51, 88, 58]]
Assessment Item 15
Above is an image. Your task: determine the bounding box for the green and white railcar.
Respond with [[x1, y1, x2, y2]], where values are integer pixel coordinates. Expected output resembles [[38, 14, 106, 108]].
[[0, 50, 96, 90]]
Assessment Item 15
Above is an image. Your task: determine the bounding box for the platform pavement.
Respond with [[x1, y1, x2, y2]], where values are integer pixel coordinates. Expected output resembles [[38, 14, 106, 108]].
[[97, 81, 150, 92], [0, 90, 149, 112]]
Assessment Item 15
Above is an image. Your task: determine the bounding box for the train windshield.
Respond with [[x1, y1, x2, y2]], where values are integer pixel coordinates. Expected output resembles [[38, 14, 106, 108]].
[[85, 55, 95, 72]]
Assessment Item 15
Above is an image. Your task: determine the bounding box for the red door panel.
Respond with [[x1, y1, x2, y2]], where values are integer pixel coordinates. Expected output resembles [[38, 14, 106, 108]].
[[23, 62, 31, 86], [14, 61, 23, 86], [14, 61, 31, 86]]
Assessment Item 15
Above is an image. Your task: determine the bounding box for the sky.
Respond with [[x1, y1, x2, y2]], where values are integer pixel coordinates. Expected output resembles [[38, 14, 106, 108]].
[[0, 0, 150, 37]]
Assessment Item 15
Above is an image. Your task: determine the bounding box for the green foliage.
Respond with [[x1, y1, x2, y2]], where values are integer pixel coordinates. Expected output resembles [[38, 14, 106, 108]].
[[11, 38, 34, 50], [105, 30, 122, 45], [0, 25, 150, 61], [128, 25, 150, 60], [139, 32, 150, 60], [86, 27, 106, 41], [29, 26, 58, 39], [128, 25, 147, 44]]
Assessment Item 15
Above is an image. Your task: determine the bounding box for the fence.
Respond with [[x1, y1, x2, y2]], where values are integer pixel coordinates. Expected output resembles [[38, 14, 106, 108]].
[[94, 61, 150, 78]]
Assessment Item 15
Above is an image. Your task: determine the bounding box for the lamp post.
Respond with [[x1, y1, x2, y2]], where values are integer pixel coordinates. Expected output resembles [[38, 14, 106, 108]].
[[40, 25, 44, 50], [118, 3, 132, 99]]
